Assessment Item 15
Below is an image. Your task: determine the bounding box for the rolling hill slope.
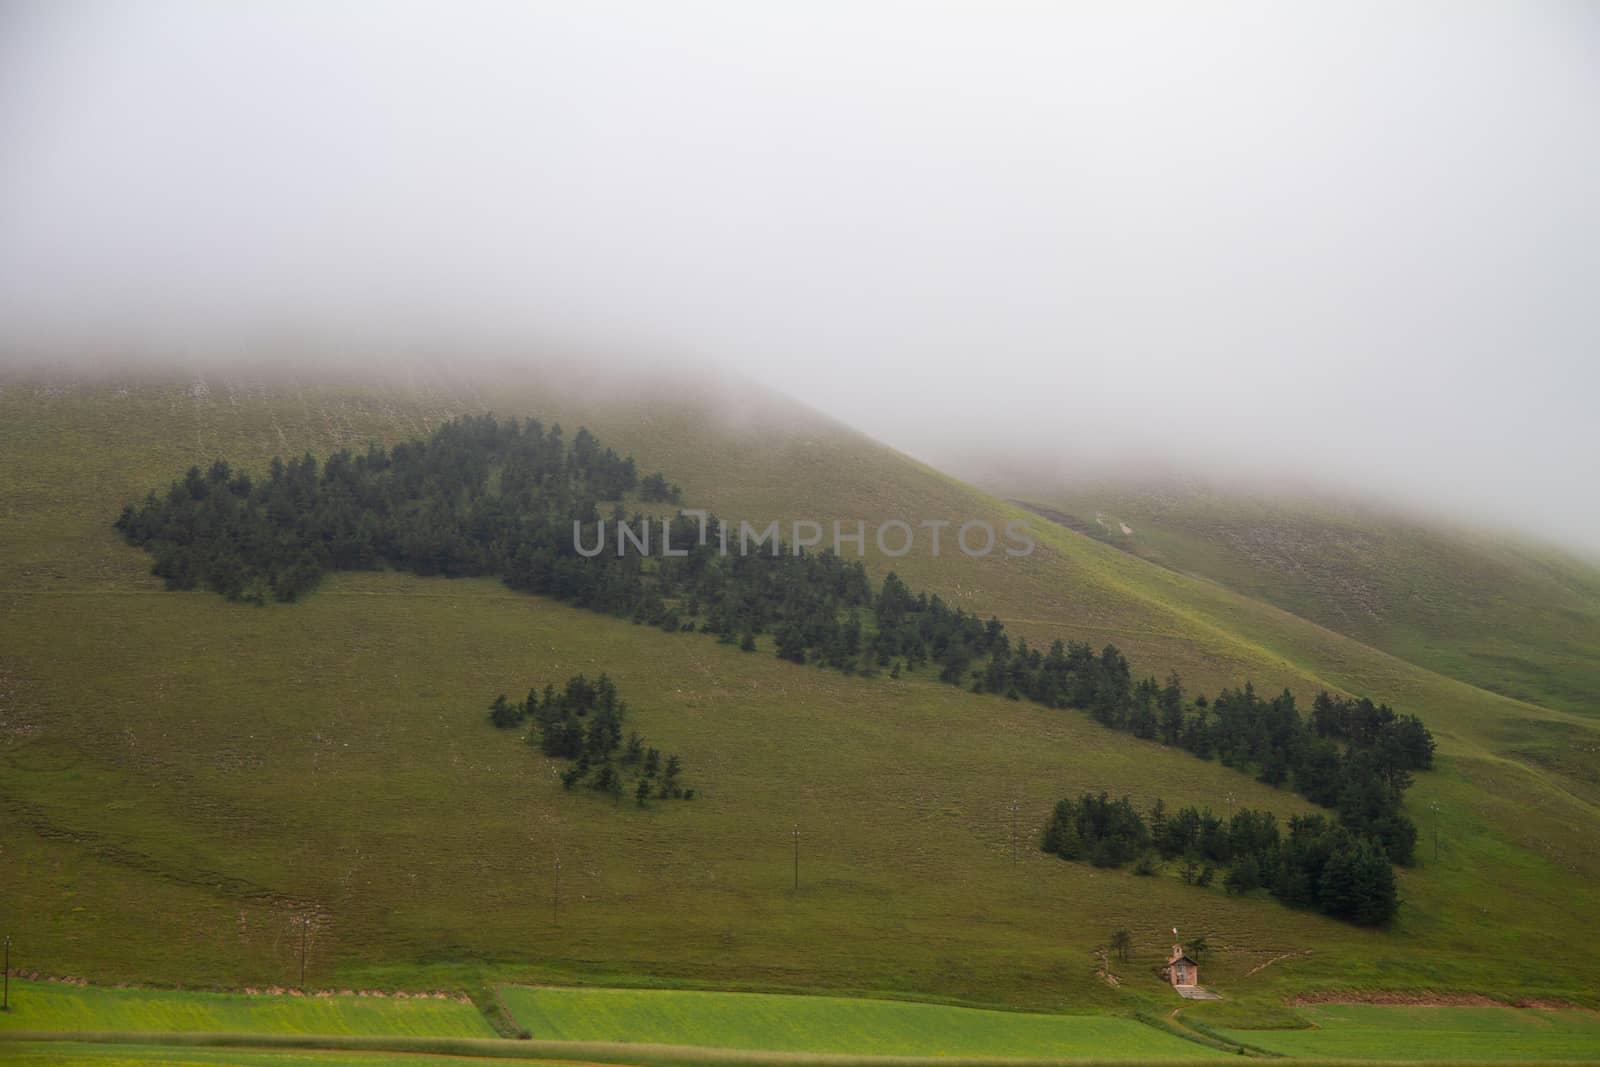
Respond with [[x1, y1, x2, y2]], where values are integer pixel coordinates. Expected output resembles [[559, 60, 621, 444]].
[[1, 358, 1597, 1020], [1002, 480, 1600, 718]]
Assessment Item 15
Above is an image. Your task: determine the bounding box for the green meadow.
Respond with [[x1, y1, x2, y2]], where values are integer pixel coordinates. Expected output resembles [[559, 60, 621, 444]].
[[496, 985, 1215, 1056], [0, 1046, 570, 1067], [1215, 1003, 1600, 1061], [0, 980, 492, 1035], [0, 362, 1597, 1063], [0, 1039, 1231, 1067]]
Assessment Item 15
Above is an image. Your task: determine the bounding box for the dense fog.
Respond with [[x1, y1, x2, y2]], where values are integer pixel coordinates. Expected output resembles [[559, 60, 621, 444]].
[[2, 2, 1596, 547]]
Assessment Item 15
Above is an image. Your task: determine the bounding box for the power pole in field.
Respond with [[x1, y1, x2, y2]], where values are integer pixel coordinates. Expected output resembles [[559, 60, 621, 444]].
[[299, 915, 308, 991], [552, 855, 562, 925], [792, 824, 800, 891], [1009, 797, 1020, 863], [3, 935, 11, 1011], [1430, 801, 1440, 864]]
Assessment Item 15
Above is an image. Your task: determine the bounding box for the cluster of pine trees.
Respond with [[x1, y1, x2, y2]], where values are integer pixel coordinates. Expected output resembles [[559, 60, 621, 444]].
[[1084, 678, 1430, 865], [1043, 793, 1399, 925], [861, 595, 1431, 865], [638, 471, 683, 503], [649, 520, 875, 659], [1311, 691, 1434, 760], [489, 673, 690, 804], [118, 415, 1433, 858], [114, 414, 666, 603]]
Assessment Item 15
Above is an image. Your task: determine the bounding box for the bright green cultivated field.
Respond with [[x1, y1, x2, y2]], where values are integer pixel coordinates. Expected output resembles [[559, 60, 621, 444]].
[[1217, 1004, 1600, 1061], [0, 1045, 573, 1067], [0, 979, 493, 1036], [498, 985, 1217, 1057]]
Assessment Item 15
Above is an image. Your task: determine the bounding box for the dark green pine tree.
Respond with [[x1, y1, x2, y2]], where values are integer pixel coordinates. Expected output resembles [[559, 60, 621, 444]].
[[1159, 671, 1185, 744], [489, 693, 521, 729], [1318, 835, 1398, 925]]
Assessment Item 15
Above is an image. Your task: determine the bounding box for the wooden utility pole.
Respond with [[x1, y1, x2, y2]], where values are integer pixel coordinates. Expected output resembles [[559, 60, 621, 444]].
[[552, 856, 561, 925], [1009, 798, 1020, 863], [792, 824, 800, 891], [1430, 801, 1440, 863], [3, 935, 10, 1011], [298, 915, 308, 991]]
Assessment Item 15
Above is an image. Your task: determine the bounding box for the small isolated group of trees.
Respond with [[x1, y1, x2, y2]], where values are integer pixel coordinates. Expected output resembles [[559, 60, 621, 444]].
[[486, 673, 692, 805], [1043, 793, 1399, 926]]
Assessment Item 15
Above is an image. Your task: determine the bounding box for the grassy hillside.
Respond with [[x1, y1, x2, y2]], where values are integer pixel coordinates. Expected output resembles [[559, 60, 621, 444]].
[[1, 360, 1597, 1022], [1002, 481, 1600, 719]]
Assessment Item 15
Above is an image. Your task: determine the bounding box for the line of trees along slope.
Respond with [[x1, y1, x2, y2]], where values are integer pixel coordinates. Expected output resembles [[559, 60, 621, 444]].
[[117, 414, 1433, 887], [1043, 794, 1399, 925]]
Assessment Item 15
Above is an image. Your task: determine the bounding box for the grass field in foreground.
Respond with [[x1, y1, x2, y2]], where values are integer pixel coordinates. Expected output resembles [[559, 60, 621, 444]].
[[9, 1045, 1600, 1067], [1216, 1004, 1600, 1060], [0, 1039, 1236, 1067], [0, 1043, 568, 1067], [497, 985, 1218, 1057], [0, 980, 494, 1036]]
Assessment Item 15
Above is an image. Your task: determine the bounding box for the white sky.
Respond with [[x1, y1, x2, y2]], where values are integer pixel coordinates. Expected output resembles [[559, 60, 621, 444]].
[[2, 2, 1597, 546]]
